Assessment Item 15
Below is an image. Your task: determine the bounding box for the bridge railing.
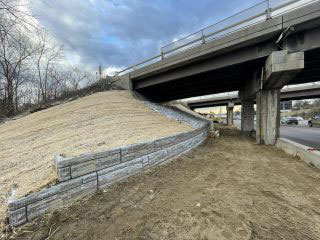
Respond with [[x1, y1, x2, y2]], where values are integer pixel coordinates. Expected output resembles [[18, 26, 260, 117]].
[[117, 0, 317, 76]]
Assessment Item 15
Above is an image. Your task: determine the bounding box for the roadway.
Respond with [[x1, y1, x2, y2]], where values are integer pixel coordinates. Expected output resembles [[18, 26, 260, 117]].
[[233, 120, 320, 149], [280, 125, 320, 149]]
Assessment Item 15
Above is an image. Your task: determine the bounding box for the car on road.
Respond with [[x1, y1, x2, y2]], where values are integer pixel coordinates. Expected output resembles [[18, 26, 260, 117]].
[[308, 116, 320, 127], [296, 116, 304, 121], [286, 117, 298, 125], [280, 117, 288, 124]]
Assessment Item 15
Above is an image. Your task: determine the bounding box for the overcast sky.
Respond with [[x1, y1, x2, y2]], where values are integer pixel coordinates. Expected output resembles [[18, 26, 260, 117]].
[[31, 0, 279, 74]]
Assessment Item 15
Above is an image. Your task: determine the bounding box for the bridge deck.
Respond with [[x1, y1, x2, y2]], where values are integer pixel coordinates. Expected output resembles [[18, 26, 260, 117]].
[[122, 1, 320, 102]]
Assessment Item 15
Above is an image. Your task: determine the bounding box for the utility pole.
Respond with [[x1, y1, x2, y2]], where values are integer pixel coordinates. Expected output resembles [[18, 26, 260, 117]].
[[98, 65, 102, 80]]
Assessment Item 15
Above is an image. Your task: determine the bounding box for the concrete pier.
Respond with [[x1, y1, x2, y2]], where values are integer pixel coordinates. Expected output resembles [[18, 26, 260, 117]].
[[256, 89, 281, 145], [241, 99, 254, 136], [227, 102, 234, 126], [239, 50, 304, 145]]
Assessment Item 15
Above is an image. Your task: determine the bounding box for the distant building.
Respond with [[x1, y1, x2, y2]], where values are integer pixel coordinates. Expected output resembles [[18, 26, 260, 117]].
[[280, 101, 292, 111]]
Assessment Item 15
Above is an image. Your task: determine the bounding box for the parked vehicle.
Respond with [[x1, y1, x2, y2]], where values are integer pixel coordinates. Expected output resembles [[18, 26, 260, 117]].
[[286, 117, 298, 125], [308, 116, 320, 127], [280, 117, 288, 124]]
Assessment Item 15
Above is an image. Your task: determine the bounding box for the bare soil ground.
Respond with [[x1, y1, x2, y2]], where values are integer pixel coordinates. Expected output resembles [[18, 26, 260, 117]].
[[0, 91, 191, 220], [6, 126, 320, 240]]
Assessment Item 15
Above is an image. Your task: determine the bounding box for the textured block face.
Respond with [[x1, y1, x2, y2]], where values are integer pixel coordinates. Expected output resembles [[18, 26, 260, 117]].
[[70, 153, 120, 178], [82, 172, 97, 184], [60, 181, 97, 204], [149, 149, 167, 164], [9, 207, 26, 227], [141, 156, 149, 167], [97, 158, 142, 177], [153, 129, 199, 151], [154, 135, 179, 150], [55, 148, 120, 168], [121, 141, 154, 162], [27, 194, 63, 221], [57, 167, 71, 182], [8, 178, 82, 211], [27, 181, 97, 221], [121, 141, 154, 155], [98, 160, 143, 186]]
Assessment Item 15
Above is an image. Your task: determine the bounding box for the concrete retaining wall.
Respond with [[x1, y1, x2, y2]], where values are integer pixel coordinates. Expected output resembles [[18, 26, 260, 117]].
[[8, 102, 211, 227], [276, 138, 320, 168]]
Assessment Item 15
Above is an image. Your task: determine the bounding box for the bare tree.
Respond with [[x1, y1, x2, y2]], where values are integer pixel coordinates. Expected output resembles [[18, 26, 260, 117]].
[[0, 0, 37, 115], [0, 0, 116, 117], [33, 29, 63, 103], [67, 66, 90, 91], [48, 66, 68, 99]]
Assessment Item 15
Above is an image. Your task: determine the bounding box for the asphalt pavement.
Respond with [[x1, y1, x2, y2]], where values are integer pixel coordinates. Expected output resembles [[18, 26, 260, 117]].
[[233, 120, 320, 149], [280, 125, 320, 149]]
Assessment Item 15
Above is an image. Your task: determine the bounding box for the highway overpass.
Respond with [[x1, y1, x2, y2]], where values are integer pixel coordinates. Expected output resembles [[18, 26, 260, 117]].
[[185, 83, 320, 109], [117, 0, 320, 145]]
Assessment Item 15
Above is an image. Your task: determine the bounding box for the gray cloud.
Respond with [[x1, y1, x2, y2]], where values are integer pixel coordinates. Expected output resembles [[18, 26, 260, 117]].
[[32, 0, 262, 70]]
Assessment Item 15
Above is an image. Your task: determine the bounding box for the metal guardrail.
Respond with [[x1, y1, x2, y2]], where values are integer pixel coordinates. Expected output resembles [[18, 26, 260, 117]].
[[117, 0, 317, 76]]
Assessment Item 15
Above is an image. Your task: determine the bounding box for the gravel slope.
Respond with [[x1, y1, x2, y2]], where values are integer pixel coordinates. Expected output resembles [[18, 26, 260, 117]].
[[0, 91, 192, 220]]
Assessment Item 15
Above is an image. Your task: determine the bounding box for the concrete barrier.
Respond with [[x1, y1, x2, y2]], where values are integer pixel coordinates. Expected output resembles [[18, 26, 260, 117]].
[[276, 138, 320, 168], [8, 102, 212, 227]]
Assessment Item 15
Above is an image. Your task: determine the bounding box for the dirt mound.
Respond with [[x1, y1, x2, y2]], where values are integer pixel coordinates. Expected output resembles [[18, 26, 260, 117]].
[[0, 90, 192, 220]]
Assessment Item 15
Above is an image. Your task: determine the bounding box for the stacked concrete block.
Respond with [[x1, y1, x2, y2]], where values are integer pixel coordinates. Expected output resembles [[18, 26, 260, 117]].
[[8, 173, 97, 226], [121, 141, 154, 162], [55, 148, 121, 181], [8, 103, 212, 227], [144, 102, 211, 129], [98, 158, 144, 189]]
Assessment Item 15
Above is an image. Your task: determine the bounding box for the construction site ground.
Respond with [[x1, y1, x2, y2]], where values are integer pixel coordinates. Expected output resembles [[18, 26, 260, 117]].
[[6, 126, 320, 240], [0, 91, 192, 221]]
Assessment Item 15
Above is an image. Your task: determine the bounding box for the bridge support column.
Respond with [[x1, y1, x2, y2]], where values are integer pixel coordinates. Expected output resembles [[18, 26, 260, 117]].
[[241, 99, 254, 136], [256, 89, 280, 145], [255, 50, 303, 145], [227, 102, 234, 126], [239, 50, 304, 145]]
